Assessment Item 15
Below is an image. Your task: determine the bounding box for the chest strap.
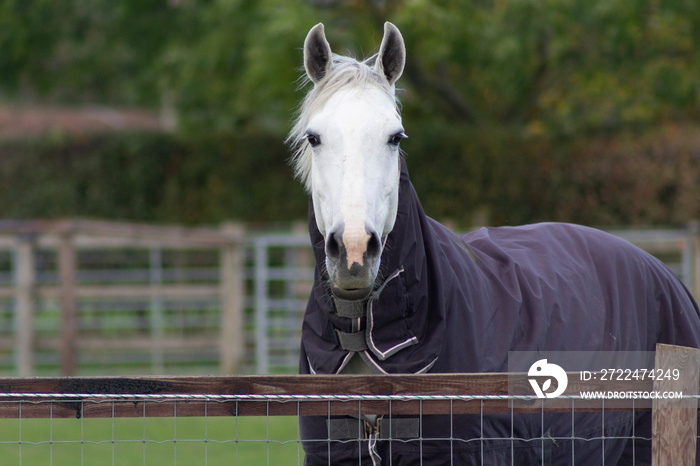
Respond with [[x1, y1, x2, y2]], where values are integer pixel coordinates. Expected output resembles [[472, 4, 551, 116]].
[[334, 328, 368, 351], [330, 267, 404, 353], [333, 297, 365, 318]]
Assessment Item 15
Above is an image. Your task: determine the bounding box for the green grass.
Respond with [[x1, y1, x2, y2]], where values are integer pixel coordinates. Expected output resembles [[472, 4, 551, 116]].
[[0, 416, 301, 465]]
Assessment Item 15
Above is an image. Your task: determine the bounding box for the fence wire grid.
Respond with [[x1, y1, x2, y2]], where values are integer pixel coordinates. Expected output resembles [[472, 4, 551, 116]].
[[0, 391, 695, 466]]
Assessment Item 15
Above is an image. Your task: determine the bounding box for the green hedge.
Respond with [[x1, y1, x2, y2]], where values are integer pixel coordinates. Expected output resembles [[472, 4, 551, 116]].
[[0, 131, 307, 225], [405, 122, 700, 227], [1, 126, 698, 227]]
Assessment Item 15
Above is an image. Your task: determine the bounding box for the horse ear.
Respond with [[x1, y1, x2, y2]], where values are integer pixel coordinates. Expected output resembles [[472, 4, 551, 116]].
[[304, 23, 332, 84], [375, 22, 405, 86]]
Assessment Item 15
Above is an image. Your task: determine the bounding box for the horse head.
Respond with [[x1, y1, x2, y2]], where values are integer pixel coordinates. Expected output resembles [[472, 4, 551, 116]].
[[288, 22, 407, 301]]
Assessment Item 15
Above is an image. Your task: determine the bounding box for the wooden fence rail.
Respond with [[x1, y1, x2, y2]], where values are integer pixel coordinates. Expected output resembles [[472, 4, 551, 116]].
[[0, 373, 671, 418], [0, 346, 695, 464], [0, 219, 246, 376]]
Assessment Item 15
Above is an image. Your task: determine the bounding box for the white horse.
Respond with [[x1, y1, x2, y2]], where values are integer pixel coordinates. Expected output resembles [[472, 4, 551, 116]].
[[289, 22, 405, 302], [289, 22, 700, 466]]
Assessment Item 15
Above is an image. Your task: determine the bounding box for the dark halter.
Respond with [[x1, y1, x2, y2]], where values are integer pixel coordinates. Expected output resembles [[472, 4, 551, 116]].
[[330, 267, 404, 353]]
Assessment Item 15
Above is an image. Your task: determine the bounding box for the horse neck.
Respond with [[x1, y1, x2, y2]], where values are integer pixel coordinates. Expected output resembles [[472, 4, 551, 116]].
[[378, 158, 433, 278]]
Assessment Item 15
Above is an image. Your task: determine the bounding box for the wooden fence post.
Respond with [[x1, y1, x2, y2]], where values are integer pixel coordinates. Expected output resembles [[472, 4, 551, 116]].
[[690, 220, 700, 301], [149, 247, 165, 374], [14, 235, 35, 377], [652, 343, 700, 466], [219, 222, 245, 374], [59, 228, 78, 376]]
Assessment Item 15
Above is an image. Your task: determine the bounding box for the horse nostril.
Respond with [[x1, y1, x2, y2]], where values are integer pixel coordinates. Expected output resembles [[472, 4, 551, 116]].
[[366, 232, 382, 260], [326, 231, 342, 262]]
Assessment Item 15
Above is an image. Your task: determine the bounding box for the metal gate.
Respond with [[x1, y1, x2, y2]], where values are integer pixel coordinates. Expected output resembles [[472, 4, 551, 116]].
[[250, 233, 314, 374]]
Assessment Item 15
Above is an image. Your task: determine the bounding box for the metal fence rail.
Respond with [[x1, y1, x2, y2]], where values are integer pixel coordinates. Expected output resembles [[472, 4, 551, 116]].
[[251, 233, 313, 374]]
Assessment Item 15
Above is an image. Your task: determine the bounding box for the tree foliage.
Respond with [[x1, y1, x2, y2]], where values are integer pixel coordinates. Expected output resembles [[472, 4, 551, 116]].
[[5, 0, 697, 131], [1, 0, 699, 226]]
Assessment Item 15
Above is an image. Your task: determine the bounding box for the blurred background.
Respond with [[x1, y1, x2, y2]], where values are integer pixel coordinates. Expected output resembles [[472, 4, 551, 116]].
[[1, 0, 698, 227], [0, 0, 698, 377]]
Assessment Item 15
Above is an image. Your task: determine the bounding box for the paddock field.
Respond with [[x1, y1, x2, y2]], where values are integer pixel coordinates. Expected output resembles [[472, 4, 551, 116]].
[[0, 415, 300, 465]]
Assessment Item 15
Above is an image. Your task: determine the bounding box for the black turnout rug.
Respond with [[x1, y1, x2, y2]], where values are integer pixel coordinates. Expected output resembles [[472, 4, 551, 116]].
[[299, 158, 700, 465]]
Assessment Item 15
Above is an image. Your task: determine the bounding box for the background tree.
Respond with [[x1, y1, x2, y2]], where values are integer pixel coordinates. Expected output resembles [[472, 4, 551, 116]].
[[1, 0, 699, 226]]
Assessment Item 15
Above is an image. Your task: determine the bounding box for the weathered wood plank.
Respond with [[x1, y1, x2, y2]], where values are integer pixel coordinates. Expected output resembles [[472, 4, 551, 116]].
[[652, 343, 700, 466], [0, 373, 657, 397], [0, 220, 241, 249], [219, 222, 245, 374], [59, 231, 78, 376], [15, 237, 35, 377], [0, 373, 661, 419], [691, 220, 700, 300], [0, 284, 223, 300]]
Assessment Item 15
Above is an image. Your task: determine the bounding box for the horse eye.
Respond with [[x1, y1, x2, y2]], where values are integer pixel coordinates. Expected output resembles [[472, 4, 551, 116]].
[[389, 132, 408, 146], [305, 133, 321, 147]]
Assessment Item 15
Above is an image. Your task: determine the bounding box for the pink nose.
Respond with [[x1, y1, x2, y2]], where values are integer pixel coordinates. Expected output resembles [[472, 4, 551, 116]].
[[326, 224, 381, 268], [325, 223, 382, 299]]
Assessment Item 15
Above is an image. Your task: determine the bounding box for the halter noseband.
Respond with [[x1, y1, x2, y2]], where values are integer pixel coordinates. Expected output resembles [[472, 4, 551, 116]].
[[330, 267, 404, 353]]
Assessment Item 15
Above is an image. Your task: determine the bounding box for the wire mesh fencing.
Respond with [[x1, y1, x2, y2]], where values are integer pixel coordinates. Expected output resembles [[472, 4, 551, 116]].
[[0, 391, 635, 466], [0, 396, 302, 465], [0, 370, 696, 465], [0, 394, 635, 466]]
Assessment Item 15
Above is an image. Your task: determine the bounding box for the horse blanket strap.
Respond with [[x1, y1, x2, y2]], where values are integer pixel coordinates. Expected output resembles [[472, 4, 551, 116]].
[[330, 266, 405, 353], [334, 329, 368, 352], [327, 417, 419, 440], [332, 266, 404, 319], [333, 297, 365, 318]]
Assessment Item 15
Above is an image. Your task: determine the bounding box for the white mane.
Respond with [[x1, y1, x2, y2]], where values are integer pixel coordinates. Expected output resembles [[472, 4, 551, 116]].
[[287, 54, 401, 192]]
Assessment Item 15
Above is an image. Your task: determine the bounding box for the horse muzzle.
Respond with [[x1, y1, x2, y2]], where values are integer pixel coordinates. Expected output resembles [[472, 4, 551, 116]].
[[325, 223, 382, 301]]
